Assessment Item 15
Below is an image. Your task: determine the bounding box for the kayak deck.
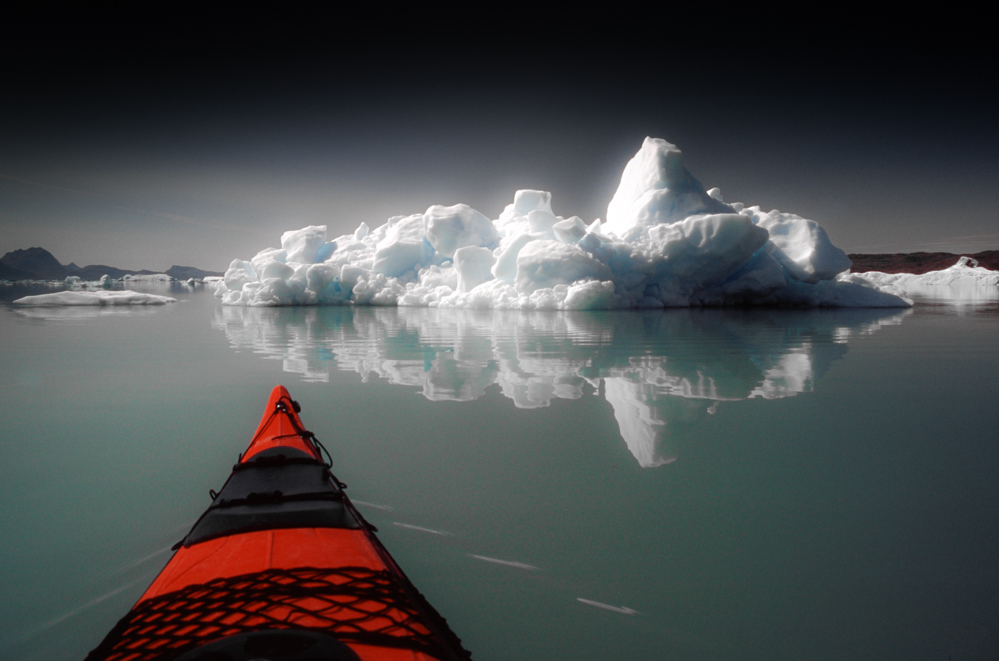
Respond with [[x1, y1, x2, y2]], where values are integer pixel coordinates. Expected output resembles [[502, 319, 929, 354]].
[[86, 386, 470, 661]]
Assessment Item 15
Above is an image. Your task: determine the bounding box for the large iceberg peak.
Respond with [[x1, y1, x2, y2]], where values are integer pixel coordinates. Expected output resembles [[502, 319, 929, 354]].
[[605, 137, 733, 241]]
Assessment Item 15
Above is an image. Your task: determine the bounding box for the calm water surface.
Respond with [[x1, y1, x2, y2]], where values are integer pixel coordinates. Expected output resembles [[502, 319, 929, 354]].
[[1, 284, 996, 660]]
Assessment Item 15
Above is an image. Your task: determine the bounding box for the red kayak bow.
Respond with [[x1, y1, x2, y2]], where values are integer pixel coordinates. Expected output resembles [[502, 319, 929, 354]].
[[86, 386, 471, 661]]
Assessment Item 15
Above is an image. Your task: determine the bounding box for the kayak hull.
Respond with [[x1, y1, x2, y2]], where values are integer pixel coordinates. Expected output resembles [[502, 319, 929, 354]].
[[86, 386, 469, 661]]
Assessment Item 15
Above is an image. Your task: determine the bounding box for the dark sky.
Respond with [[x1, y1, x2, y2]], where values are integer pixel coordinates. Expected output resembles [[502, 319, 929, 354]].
[[2, 10, 995, 271]]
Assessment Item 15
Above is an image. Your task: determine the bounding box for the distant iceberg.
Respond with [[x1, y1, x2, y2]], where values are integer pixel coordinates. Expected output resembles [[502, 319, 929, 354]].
[[852, 256, 999, 301], [120, 273, 172, 282], [13, 290, 177, 306], [214, 137, 914, 309]]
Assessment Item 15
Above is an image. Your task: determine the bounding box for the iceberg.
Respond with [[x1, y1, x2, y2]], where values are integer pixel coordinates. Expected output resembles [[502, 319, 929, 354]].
[[213, 137, 913, 309], [852, 256, 999, 301], [12, 290, 177, 306]]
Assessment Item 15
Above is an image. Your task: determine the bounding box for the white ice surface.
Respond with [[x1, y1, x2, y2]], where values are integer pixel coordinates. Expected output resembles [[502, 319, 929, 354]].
[[214, 137, 920, 309], [852, 256, 999, 301], [12, 290, 177, 306]]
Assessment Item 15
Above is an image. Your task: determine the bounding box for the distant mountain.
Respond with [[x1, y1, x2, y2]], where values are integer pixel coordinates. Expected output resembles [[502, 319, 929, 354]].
[[0, 247, 69, 280], [0, 247, 223, 281], [0, 261, 35, 281]]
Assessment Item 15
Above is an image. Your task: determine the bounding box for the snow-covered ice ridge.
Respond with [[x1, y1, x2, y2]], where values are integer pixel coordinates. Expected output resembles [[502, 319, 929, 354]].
[[215, 137, 913, 309]]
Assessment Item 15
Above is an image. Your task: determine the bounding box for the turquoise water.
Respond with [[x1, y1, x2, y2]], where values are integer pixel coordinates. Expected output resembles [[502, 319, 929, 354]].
[[1, 284, 996, 660]]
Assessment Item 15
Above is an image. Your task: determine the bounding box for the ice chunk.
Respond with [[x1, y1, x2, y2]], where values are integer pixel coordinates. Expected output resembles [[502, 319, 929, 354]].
[[527, 209, 558, 238], [515, 240, 614, 294], [650, 212, 770, 288], [339, 265, 369, 295], [306, 264, 340, 300], [373, 214, 432, 277], [223, 259, 256, 292], [250, 247, 286, 278], [316, 241, 338, 262], [260, 260, 294, 281], [712, 248, 787, 299], [424, 204, 499, 258], [751, 208, 851, 283], [492, 233, 543, 283], [563, 280, 616, 309], [281, 225, 327, 264], [454, 246, 495, 293], [512, 189, 552, 216], [553, 216, 586, 244]]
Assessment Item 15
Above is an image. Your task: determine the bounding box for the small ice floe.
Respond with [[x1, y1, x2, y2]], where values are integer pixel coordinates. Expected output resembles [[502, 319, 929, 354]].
[[576, 598, 638, 615], [469, 555, 539, 571], [392, 522, 454, 536], [12, 290, 177, 306]]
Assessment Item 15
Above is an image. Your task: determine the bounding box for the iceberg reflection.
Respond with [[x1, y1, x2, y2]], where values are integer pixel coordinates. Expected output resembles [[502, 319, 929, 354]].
[[212, 306, 909, 467]]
